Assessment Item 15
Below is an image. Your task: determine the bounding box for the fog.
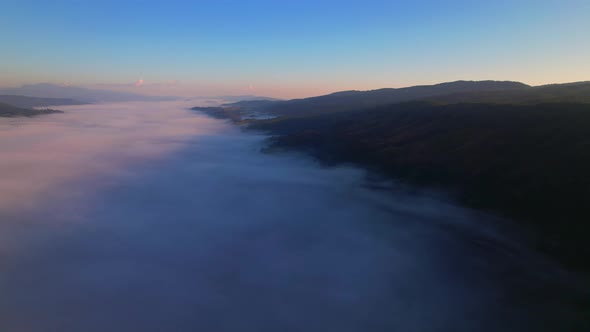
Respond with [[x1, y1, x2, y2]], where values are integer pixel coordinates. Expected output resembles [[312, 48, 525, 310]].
[[0, 102, 580, 331]]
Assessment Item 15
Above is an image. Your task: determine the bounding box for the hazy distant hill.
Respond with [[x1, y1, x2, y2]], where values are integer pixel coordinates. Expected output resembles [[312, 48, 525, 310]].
[[0, 102, 63, 117], [0, 95, 86, 108], [214, 95, 281, 103], [0, 83, 178, 103]]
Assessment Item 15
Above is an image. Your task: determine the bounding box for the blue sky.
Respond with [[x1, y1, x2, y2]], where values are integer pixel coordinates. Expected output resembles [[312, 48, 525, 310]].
[[2, 0, 589, 97]]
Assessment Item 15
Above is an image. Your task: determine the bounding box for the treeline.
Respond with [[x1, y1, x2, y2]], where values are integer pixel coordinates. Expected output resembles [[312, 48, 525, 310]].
[[0, 102, 63, 117]]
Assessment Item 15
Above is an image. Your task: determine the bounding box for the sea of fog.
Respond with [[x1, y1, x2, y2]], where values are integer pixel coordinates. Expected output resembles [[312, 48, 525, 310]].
[[0, 101, 583, 331]]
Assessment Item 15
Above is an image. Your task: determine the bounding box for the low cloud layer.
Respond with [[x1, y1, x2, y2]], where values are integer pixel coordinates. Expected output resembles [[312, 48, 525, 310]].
[[0, 102, 578, 331]]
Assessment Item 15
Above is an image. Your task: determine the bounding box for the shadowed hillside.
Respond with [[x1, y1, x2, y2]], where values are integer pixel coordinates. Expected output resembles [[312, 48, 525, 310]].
[[250, 101, 590, 273], [193, 80, 590, 275]]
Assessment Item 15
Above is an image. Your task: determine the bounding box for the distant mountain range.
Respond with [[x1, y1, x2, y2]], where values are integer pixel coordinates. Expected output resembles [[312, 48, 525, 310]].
[[0, 83, 283, 105], [0, 83, 179, 103], [0, 95, 86, 108]]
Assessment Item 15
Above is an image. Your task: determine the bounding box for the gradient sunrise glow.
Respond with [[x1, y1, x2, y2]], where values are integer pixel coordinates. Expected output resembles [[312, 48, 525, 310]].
[[2, 0, 589, 98]]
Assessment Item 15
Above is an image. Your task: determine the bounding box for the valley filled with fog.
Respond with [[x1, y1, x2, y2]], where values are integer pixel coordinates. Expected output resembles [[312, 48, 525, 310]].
[[0, 102, 581, 331]]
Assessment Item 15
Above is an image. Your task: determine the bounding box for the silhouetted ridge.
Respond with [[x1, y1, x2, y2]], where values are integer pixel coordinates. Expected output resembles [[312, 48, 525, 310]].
[[217, 80, 533, 117]]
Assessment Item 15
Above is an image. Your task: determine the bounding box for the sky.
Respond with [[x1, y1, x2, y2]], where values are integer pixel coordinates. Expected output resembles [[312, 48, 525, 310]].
[[1, 0, 589, 98]]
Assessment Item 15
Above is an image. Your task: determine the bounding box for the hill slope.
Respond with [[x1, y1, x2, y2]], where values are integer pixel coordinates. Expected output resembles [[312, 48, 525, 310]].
[[0, 83, 178, 103]]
